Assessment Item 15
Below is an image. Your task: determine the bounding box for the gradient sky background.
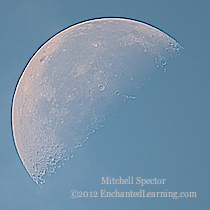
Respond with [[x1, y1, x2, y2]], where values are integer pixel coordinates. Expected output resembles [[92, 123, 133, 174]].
[[1, 0, 210, 209]]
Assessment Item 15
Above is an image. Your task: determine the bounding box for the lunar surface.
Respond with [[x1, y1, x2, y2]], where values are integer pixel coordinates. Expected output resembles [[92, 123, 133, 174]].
[[12, 18, 183, 186]]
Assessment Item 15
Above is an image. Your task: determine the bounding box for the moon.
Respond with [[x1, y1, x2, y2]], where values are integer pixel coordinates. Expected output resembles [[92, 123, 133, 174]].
[[12, 18, 183, 186]]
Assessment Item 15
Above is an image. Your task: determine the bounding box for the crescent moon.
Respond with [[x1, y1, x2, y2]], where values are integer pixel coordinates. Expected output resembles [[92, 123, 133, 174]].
[[12, 18, 183, 186]]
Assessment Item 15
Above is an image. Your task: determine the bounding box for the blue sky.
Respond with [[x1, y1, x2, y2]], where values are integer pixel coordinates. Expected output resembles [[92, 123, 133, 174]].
[[0, 0, 210, 209]]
